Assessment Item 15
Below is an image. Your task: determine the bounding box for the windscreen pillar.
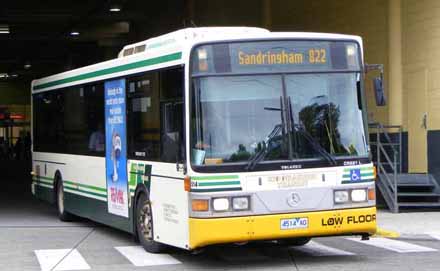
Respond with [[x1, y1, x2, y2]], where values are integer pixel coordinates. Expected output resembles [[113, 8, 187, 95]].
[[388, 0, 403, 126]]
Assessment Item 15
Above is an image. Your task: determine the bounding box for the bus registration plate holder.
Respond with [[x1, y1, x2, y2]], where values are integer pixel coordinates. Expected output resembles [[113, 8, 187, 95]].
[[280, 217, 309, 230], [267, 174, 314, 188]]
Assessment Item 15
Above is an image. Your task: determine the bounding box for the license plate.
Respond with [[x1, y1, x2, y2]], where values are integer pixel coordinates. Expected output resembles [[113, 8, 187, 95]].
[[280, 217, 308, 230]]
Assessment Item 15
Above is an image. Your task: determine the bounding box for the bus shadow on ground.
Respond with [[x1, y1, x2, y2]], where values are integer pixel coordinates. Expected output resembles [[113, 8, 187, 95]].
[[170, 241, 363, 268]]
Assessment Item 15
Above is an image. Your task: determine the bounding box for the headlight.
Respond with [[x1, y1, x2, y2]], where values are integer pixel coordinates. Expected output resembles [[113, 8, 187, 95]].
[[232, 197, 250, 211], [212, 198, 229, 211], [334, 190, 349, 204], [351, 189, 367, 202]]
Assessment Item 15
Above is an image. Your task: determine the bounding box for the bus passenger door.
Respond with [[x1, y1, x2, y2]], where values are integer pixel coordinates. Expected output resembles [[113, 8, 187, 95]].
[[126, 67, 189, 249], [149, 67, 188, 249]]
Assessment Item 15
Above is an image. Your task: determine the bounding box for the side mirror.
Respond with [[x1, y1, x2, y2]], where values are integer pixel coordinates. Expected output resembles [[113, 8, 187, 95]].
[[365, 64, 386, 107], [373, 77, 386, 106]]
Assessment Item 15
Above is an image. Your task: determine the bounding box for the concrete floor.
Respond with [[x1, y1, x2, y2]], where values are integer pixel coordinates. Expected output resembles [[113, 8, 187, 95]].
[[1, 161, 440, 271]]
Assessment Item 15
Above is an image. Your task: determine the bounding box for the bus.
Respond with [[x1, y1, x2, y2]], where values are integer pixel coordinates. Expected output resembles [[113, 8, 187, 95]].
[[31, 27, 378, 253]]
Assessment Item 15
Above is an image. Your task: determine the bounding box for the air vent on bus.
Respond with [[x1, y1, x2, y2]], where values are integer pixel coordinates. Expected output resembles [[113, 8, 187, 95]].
[[134, 45, 146, 53], [123, 47, 134, 56], [122, 44, 146, 57]]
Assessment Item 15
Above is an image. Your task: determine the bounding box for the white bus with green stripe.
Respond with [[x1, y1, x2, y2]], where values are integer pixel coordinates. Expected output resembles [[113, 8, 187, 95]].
[[31, 27, 378, 253]]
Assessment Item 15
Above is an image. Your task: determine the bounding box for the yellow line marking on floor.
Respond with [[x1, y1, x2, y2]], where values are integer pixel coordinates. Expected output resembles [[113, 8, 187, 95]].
[[374, 227, 400, 238]]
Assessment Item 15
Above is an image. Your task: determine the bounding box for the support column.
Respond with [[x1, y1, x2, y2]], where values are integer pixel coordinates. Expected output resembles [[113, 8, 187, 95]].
[[262, 0, 272, 30], [185, 0, 195, 26], [388, 0, 403, 126]]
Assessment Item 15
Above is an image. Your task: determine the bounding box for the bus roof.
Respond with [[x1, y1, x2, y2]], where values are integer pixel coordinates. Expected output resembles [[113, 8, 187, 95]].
[[32, 27, 363, 93]]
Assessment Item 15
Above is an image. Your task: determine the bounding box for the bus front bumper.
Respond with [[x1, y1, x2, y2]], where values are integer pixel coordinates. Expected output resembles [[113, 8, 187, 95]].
[[188, 206, 376, 249]]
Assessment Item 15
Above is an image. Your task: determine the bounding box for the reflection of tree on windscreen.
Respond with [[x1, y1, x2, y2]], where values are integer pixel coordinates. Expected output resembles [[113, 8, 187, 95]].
[[299, 101, 353, 155], [229, 144, 251, 161]]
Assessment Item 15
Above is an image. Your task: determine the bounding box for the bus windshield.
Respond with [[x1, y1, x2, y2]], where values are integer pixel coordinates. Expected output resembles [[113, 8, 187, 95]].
[[190, 40, 367, 170]]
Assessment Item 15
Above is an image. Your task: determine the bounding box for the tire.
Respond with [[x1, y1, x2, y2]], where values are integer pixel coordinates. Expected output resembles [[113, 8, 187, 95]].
[[277, 237, 312, 246], [136, 193, 168, 253], [56, 181, 74, 222]]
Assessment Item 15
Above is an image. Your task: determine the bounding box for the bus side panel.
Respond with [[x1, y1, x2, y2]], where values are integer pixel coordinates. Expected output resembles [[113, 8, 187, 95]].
[[32, 153, 60, 204], [64, 192, 132, 233], [33, 184, 55, 204], [33, 152, 133, 233], [149, 162, 189, 249]]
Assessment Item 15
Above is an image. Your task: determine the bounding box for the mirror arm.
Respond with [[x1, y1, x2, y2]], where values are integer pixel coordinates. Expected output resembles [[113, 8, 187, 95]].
[[365, 63, 384, 74], [365, 63, 384, 81]]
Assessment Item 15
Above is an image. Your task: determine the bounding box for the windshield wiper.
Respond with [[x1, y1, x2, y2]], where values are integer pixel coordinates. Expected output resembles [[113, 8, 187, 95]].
[[285, 94, 336, 166], [245, 97, 286, 171], [294, 123, 337, 165], [245, 124, 283, 171]]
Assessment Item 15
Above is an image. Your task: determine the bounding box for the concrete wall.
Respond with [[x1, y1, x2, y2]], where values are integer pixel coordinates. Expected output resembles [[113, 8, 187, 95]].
[[402, 0, 440, 130], [402, 0, 440, 176]]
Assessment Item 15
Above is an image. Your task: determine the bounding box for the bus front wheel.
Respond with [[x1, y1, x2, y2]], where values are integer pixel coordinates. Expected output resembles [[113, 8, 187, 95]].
[[277, 237, 311, 246], [56, 181, 74, 222], [136, 193, 167, 253]]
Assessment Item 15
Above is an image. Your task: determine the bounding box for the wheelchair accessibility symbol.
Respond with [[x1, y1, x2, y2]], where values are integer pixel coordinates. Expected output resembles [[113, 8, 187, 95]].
[[350, 169, 361, 182]]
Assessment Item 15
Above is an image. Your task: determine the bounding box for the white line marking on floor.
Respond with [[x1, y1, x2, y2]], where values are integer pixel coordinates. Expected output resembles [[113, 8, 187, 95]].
[[115, 246, 181, 267], [346, 237, 438, 253], [34, 249, 91, 271], [430, 234, 440, 241], [290, 240, 355, 256]]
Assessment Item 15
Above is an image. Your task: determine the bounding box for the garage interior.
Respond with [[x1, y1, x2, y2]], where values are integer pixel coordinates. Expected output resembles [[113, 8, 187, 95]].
[[1, 0, 439, 218]]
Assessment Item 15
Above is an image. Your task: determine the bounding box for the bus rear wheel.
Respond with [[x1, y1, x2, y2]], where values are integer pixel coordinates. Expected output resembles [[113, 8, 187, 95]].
[[136, 193, 167, 253], [277, 237, 311, 246], [56, 181, 74, 222]]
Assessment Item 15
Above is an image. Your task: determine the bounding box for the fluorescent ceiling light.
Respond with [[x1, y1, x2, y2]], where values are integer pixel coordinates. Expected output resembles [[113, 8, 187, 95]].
[[0, 24, 10, 34], [109, 5, 121, 12]]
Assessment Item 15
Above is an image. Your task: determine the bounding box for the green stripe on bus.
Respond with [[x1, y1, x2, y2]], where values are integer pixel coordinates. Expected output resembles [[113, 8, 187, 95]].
[[33, 52, 182, 91], [191, 175, 239, 181], [342, 173, 374, 178], [33, 181, 53, 188], [33, 177, 52, 185], [191, 187, 243, 193], [343, 168, 373, 172], [341, 179, 374, 184], [197, 181, 241, 187], [64, 187, 107, 199], [37, 176, 53, 181], [64, 180, 107, 193]]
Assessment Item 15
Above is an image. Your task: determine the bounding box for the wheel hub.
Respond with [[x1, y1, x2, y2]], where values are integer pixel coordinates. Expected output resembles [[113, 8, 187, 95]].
[[58, 185, 64, 213], [139, 203, 153, 240]]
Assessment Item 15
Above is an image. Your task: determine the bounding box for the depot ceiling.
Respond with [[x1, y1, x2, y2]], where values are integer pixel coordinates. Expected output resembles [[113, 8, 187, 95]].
[[0, 0, 184, 82]]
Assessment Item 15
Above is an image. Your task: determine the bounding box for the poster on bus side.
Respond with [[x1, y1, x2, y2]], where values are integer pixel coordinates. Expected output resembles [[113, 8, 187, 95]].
[[104, 79, 129, 218]]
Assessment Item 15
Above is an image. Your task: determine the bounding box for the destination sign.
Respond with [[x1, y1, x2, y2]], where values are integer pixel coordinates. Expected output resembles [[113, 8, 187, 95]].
[[238, 48, 326, 66], [192, 40, 359, 75]]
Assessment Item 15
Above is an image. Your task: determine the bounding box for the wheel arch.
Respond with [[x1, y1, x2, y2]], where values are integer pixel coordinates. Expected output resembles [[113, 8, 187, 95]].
[[132, 183, 149, 240]]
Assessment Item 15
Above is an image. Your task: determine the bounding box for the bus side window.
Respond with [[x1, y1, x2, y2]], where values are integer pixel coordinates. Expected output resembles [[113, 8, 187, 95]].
[[33, 92, 66, 153], [126, 72, 161, 160], [160, 67, 184, 163]]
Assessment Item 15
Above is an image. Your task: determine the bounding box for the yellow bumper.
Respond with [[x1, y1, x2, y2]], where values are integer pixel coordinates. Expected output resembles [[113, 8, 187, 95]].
[[189, 207, 376, 249]]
